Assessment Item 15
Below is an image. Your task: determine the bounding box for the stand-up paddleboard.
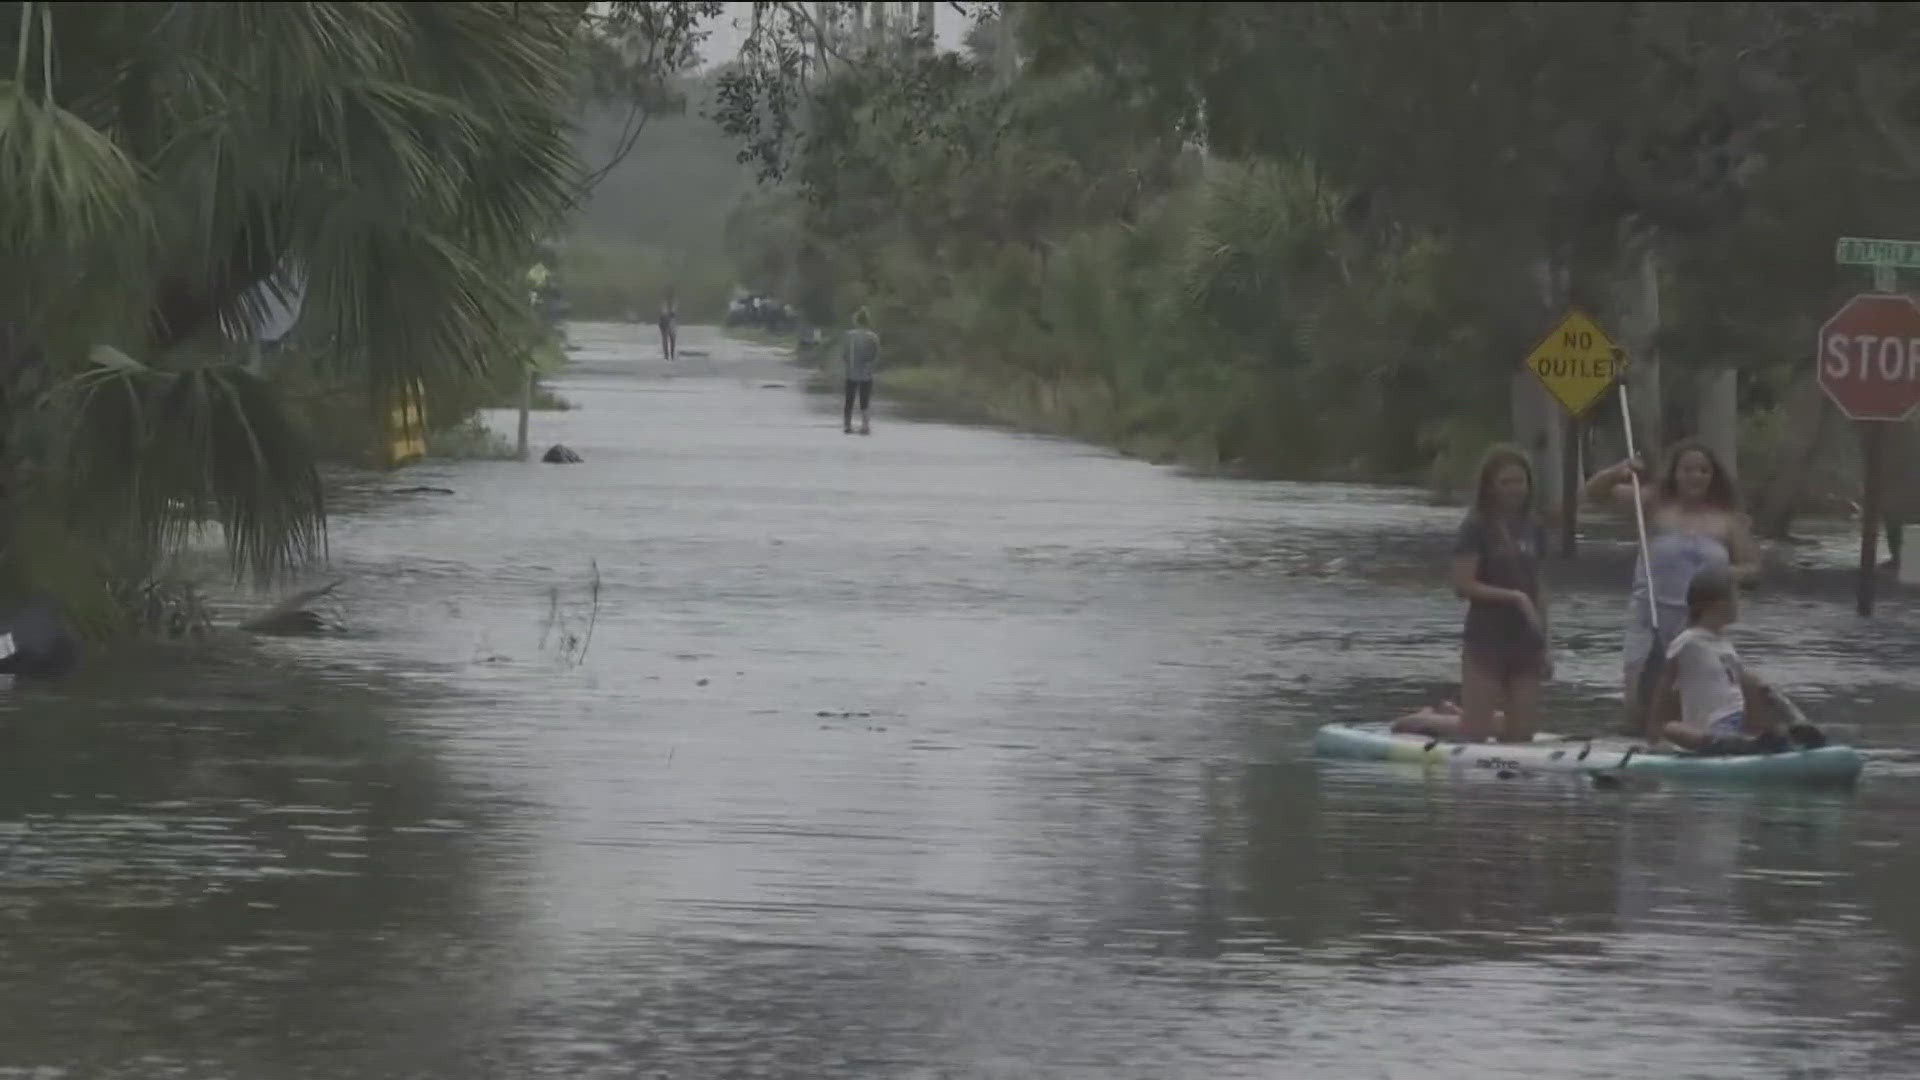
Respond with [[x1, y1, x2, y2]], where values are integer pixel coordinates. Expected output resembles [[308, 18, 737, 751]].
[[1313, 723, 1864, 787]]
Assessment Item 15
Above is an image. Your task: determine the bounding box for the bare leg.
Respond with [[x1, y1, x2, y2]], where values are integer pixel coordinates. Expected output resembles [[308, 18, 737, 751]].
[[1458, 653, 1501, 743], [1661, 722, 1709, 751], [1497, 670, 1542, 744], [1392, 708, 1464, 738], [1393, 701, 1516, 740]]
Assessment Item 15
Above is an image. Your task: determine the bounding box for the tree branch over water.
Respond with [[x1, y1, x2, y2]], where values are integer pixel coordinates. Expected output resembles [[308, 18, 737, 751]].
[[575, 2, 723, 197]]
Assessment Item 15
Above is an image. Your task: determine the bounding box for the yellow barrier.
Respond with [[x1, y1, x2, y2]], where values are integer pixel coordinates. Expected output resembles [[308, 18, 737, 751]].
[[384, 381, 427, 468]]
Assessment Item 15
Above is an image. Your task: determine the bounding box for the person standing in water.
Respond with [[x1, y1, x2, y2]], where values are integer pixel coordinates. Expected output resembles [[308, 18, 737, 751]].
[[1584, 438, 1759, 731], [657, 290, 678, 362], [843, 308, 879, 436], [1395, 445, 1550, 743]]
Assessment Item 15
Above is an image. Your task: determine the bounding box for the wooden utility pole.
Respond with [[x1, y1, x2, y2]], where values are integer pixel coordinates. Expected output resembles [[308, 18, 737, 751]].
[[813, 2, 833, 71], [1561, 413, 1581, 558], [1859, 421, 1886, 616], [994, 3, 1019, 87], [516, 364, 532, 462]]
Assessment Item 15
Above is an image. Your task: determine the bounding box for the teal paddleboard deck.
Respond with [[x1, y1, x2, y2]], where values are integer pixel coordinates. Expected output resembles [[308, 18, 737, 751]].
[[1313, 722, 1864, 787]]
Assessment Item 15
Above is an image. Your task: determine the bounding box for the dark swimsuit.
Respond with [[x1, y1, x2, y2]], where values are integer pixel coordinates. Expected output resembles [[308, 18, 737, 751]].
[[1455, 511, 1547, 679]]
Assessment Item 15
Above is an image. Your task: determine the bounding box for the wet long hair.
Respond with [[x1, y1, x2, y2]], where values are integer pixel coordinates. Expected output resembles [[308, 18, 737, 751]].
[[1656, 438, 1739, 510], [1467, 444, 1539, 555], [1471, 443, 1537, 522]]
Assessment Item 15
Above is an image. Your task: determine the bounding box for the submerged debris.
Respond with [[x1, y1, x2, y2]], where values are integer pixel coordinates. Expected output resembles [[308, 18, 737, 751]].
[[0, 597, 78, 680], [241, 578, 346, 636]]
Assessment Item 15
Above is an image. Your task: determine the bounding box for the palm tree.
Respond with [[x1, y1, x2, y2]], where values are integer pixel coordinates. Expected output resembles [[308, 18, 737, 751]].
[[0, 1, 586, 619]]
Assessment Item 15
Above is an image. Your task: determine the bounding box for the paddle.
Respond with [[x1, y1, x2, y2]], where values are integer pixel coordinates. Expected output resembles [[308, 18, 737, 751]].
[[1619, 382, 1665, 739]]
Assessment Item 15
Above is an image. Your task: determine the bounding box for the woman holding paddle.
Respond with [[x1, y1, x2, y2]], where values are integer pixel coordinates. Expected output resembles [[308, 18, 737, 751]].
[[1584, 439, 1760, 731]]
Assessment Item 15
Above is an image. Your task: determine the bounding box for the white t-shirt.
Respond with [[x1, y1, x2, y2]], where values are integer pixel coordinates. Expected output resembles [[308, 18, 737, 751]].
[[1665, 626, 1746, 728]]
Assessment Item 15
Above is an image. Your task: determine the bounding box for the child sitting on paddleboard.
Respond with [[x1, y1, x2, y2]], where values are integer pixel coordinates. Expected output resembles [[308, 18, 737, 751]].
[[1649, 567, 1818, 753]]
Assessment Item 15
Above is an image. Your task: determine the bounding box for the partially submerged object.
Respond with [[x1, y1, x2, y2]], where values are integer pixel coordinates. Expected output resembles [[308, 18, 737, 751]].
[[240, 579, 346, 636], [1313, 722, 1865, 788], [0, 598, 77, 681]]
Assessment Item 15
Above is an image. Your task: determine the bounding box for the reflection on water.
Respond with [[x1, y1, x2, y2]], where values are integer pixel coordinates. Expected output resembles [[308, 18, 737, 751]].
[[0, 651, 523, 1078], [3, 322, 1920, 1078]]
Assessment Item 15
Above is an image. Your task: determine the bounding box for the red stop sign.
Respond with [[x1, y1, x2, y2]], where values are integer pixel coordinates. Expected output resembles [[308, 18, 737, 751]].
[[1818, 293, 1920, 421]]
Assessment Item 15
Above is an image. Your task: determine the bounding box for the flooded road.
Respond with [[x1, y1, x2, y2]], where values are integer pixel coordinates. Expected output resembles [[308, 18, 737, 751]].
[[6, 321, 1920, 1078]]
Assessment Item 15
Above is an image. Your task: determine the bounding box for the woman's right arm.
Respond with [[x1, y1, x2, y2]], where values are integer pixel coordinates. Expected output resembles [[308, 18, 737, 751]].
[[1584, 456, 1648, 509], [1450, 553, 1525, 607]]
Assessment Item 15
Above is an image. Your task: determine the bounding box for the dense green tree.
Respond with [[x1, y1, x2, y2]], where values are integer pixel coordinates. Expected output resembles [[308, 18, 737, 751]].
[[714, 2, 1920, 494], [0, 1, 727, 629]]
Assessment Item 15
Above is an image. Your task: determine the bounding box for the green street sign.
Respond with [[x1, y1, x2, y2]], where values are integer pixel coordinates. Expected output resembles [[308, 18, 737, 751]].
[[1835, 237, 1920, 269]]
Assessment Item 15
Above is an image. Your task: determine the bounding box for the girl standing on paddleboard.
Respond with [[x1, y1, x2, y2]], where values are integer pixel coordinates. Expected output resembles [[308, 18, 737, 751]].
[[1396, 446, 1551, 743], [1584, 439, 1759, 732]]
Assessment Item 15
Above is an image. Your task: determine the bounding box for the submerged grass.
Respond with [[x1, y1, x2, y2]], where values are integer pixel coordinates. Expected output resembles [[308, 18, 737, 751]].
[[800, 358, 1282, 474], [773, 163, 1504, 486], [426, 416, 518, 462]]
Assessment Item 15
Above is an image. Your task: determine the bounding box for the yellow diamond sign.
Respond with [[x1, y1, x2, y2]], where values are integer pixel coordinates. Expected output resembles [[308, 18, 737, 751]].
[[1523, 309, 1628, 418]]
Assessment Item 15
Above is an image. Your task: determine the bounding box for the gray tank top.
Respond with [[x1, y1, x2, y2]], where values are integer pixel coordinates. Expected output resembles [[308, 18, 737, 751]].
[[1629, 529, 1729, 640]]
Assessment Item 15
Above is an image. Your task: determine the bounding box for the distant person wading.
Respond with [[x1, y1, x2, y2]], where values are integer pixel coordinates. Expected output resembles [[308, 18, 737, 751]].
[[658, 291, 678, 362], [843, 309, 880, 436]]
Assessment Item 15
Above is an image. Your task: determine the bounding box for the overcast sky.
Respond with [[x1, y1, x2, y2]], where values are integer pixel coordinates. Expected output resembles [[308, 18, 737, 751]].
[[694, 2, 976, 68]]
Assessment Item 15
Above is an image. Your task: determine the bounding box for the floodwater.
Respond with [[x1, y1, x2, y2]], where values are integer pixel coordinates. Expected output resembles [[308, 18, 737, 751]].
[[5, 322, 1920, 1079]]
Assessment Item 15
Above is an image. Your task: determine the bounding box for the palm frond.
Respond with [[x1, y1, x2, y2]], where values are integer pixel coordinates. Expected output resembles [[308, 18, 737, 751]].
[[0, 81, 150, 320], [4, 0, 600, 599], [63, 349, 325, 584]]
